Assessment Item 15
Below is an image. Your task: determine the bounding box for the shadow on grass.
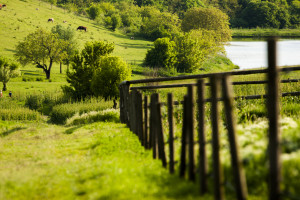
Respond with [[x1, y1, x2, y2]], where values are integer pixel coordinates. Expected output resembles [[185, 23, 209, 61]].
[[0, 127, 27, 137], [64, 125, 84, 134], [4, 48, 17, 54]]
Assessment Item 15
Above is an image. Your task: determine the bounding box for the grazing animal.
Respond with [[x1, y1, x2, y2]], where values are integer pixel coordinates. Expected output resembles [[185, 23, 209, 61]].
[[2, 4, 6, 7], [77, 26, 87, 32], [36, 8, 39, 11], [48, 18, 54, 23], [63, 20, 67, 23], [130, 36, 134, 40]]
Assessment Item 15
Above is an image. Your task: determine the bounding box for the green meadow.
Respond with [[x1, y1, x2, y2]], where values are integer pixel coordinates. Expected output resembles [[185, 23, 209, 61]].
[[1, 0, 300, 199]]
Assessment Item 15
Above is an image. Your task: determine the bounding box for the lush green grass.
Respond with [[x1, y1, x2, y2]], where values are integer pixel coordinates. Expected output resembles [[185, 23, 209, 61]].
[[232, 28, 300, 38], [0, 121, 208, 200]]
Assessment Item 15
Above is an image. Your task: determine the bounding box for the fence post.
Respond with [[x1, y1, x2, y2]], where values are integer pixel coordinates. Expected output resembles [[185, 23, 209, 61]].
[[210, 75, 224, 200], [222, 75, 248, 200], [179, 95, 188, 178], [156, 100, 167, 168], [197, 79, 207, 194], [187, 85, 195, 182], [267, 37, 281, 200], [168, 93, 175, 174], [119, 82, 130, 125], [144, 96, 148, 148], [150, 93, 159, 159], [136, 91, 144, 145]]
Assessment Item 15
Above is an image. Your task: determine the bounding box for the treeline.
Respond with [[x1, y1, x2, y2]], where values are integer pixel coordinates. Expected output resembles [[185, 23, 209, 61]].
[[47, 0, 300, 30]]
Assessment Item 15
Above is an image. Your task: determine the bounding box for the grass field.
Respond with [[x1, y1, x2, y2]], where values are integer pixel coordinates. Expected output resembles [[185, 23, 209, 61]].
[[0, 121, 208, 200], [1, 0, 300, 199]]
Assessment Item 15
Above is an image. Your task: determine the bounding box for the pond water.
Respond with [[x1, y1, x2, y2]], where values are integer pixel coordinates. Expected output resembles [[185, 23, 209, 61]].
[[224, 39, 300, 70]]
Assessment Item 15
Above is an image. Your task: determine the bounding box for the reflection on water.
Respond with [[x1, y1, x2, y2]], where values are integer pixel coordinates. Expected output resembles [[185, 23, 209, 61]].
[[225, 40, 300, 70]]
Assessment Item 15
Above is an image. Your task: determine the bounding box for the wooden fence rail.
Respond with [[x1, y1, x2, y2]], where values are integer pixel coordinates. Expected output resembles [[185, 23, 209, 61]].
[[119, 38, 300, 200]]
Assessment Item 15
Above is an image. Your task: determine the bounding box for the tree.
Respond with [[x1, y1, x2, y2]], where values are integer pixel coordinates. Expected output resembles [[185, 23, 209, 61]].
[[144, 37, 177, 70], [181, 7, 231, 43], [241, 1, 290, 28], [140, 7, 181, 40], [15, 29, 67, 79], [175, 29, 223, 72], [91, 56, 131, 106], [62, 41, 114, 100], [87, 4, 101, 20], [0, 57, 20, 91], [51, 25, 78, 73]]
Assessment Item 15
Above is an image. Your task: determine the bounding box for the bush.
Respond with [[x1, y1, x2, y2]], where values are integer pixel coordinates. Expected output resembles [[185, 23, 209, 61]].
[[66, 109, 120, 126], [50, 99, 113, 124]]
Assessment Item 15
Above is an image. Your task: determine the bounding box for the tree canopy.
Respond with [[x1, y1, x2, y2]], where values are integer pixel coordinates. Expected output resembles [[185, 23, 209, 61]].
[[62, 41, 115, 100], [0, 57, 20, 91], [15, 29, 68, 79], [181, 7, 231, 43]]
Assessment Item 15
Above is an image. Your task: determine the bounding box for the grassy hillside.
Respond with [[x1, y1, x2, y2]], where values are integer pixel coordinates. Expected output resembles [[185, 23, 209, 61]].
[[0, 0, 151, 80], [0, 0, 153, 96]]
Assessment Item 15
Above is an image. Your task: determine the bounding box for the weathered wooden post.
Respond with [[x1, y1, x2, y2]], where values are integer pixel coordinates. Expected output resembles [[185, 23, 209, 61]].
[[197, 79, 207, 194], [130, 90, 137, 134], [144, 96, 149, 148], [179, 95, 188, 178], [136, 91, 144, 145], [156, 99, 167, 168], [267, 37, 281, 200], [210, 75, 224, 200], [119, 81, 130, 124], [187, 85, 195, 182], [168, 93, 175, 174], [150, 93, 159, 159], [222, 75, 248, 200]]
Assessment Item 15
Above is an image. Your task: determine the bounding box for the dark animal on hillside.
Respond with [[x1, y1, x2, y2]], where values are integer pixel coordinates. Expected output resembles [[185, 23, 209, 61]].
[[48, 18, 54, 23], [63, 20, 67, 23], [2, 4, 6, 7], [77, 26, 87, 32], [36, 8, 39, 11], [130, 37, 134, 40]]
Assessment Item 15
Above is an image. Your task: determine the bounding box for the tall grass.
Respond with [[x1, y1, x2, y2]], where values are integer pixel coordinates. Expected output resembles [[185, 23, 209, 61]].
[[50, 98, 114, 124], [0, 98, 41, 121]]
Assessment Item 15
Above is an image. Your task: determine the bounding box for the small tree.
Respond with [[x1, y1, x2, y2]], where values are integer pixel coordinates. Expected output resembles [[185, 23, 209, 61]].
[[175, 30, 224, 72], [91, 56, 131, 107], [87, 4, 101, 20], [182, 7, 231, 43], [0, 57, 20, 91], [51, 25, 78, 73], [62, 41, 114, 100], [15, 29, 67, 79], [144, 37, 177, 70]]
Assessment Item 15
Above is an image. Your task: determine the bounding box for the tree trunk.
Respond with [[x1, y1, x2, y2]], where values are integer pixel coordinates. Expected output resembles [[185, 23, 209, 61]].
[[3, 82, 7, 91]]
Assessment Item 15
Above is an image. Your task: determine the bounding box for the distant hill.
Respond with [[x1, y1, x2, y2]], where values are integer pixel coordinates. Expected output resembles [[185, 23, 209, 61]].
[[0, 0, 152, 66]]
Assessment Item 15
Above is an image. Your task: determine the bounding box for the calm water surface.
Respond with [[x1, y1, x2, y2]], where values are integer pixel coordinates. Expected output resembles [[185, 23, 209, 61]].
[[225, 40, 300, 70]]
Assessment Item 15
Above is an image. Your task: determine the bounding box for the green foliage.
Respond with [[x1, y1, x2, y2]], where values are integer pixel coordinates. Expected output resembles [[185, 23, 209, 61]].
[[0, 57, 20, 91], [0, 99, 41, 121], [144, 38, 177, 70], [105, 13, 122, 31], [87, 4, 101, 20], [175, 30, 224, 72], [91, 56, 131, 100], [139, 7, 181, 40], [51, 25, 78, 67], [181, 7, 231, 43], [50, 99, 113, 124], [240, 1, 291, 28], [66, 109, 120, 125], [63, 41, 114, 100], [15, 29, 68, 79]]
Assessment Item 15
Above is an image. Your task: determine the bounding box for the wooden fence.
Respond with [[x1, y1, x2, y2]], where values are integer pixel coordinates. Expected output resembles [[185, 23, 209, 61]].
[[119, 38, 300, 200]]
